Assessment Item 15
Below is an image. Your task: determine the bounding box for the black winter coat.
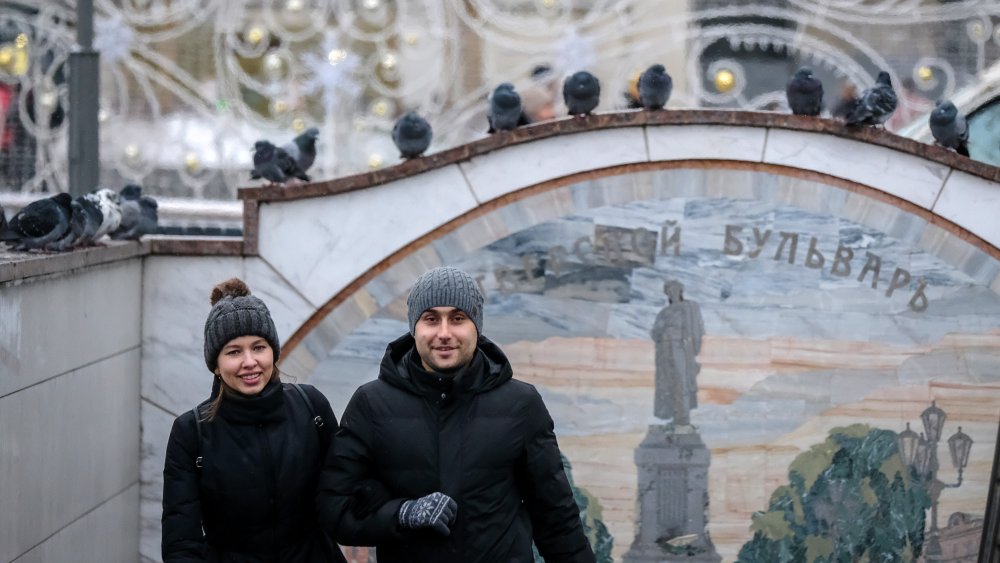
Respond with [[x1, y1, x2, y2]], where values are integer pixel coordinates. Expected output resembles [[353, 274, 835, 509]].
[[317, 334, 595, 563], [162, 379, 347, 563]]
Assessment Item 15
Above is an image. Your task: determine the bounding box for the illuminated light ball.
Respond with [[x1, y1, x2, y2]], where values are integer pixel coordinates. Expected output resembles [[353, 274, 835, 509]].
[[271, 99, 288, 114], [381, 53, 397, 69], [541, 0, 557, 8], [263, 52, 283, 72], [285, 0, 304, 12], [968, 20, 986, 39], [379, 53, 399, 81], [362, 0, 380, 9], [184, 153, 200, 173], [368, 153, 383, 169], [714, 69, 735, 93], [246, 26, 265, 45], [328, 48, 347, 65], [0, 45, 28, 76], [98, 109, 109, 123], [292, 118, 306, 133], [404, 32, 419, 46], [38, 90, 58, 110], [14, 33, 27, 49], [917, 66, 933, 82], [371, 99, 389, 118], [124, 144, 141, 162]]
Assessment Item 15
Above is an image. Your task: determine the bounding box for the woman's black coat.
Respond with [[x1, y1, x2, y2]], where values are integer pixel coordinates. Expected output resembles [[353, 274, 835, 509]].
[[162, 379, 347, 563], [317, 334, 595, 563]]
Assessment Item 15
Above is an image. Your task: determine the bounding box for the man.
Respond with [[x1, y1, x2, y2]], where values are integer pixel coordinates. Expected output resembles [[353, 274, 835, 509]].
[[319, 266, 595, 563]]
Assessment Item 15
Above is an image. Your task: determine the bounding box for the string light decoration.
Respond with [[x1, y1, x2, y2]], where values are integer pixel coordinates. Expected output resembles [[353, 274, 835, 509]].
[[0, 1, 998, 199]]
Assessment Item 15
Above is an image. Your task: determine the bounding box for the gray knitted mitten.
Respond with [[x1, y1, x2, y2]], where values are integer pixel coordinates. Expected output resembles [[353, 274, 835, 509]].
[[398, 492, 457, 536]]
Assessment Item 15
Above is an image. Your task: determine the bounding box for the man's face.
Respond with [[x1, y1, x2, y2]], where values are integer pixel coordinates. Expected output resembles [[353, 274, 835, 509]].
[[413, 306, 478, 374]]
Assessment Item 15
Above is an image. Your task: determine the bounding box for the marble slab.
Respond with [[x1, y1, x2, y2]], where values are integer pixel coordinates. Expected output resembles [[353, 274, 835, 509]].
[[763, 129, 950, 210], [934, 170, 1000, 250], [646, 124, 768, 162], [244, 257, 315, 347], [141, 256, 244, 416], [0, 350, 140, 563], [13, 484, 139, 563], [0, 260, 142, 398], [459, 128, 648, 203], [258, 164, 478, 307]]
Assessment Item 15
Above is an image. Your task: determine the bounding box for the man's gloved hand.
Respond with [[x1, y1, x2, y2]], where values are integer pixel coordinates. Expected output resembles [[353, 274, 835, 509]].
[[398, 492, 457, 536]]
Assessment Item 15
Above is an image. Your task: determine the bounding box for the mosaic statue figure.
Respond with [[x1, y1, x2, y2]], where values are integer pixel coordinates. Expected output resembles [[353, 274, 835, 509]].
[[651, 279, 704, 426]]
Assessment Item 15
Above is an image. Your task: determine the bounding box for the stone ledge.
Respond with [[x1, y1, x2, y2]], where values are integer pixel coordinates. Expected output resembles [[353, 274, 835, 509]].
[[0, 236, 247, 284], [237, 110, 1000, 204], [0, 240, 150, 284]]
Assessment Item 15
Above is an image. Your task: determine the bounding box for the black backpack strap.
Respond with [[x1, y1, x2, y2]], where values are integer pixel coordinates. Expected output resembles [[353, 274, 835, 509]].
[[291, 383, 325, 430], [191, 405, 204, 469]]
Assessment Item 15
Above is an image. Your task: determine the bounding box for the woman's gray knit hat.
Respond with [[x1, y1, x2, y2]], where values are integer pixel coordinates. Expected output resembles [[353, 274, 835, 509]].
[[407, 267, 484, 335], [203, 278, 280, 372]]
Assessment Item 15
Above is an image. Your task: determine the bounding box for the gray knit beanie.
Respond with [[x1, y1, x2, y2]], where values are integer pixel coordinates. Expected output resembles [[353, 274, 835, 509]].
[[203, 278, 280, 372], [407, 267, 484, 335]]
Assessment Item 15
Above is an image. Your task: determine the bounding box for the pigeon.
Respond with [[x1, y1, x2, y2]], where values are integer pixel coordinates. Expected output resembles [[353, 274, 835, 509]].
[[47, 195, 103, 251], [392, 112, 433, 159], [0, 201, 7, 234], [82, 187, 122, 242], [282, 127, 319, 175], [0, 192, 73, 251], [487, 83, 529, 133], [563, 71, 601, 117], [845, 71, 897, 127], [111, 184, 159, 240], [786, 67, 824, 116], [250, 140, 310, 184], [929, 100, 969, 157], [638, 64, 672, 110]]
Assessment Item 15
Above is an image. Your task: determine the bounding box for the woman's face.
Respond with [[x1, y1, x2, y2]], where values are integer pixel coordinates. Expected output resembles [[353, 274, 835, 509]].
[[216, 335, 275, 395]]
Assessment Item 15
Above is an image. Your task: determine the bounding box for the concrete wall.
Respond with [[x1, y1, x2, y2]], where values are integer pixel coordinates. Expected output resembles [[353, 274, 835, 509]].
[[0, 258, 142, 563]]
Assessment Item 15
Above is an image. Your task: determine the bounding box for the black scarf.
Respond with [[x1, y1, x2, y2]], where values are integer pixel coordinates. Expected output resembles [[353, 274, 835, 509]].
[[216, 376, 286, 425]]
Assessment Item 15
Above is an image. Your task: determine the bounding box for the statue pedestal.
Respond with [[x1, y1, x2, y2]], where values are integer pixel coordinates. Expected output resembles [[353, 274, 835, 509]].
[[623, 425, 720, 563]]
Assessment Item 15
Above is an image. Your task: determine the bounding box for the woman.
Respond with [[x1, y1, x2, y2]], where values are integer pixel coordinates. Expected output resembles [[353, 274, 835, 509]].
[[162, 278, 347, 563]]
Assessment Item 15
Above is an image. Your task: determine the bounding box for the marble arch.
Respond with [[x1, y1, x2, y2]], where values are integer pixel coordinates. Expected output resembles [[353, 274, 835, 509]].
[[234, 111, 1000, 376], [227, 110, 1000, 560]]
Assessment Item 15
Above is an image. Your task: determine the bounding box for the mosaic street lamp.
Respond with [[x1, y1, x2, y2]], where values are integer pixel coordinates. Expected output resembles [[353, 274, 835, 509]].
[[900, 401, 973, 562]]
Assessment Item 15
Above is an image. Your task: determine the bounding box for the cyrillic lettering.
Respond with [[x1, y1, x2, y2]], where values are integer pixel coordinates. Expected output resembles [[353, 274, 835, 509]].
[[885, 267, 911, 298], [748, 228, 772, 258], [909, 279, 928, 312], [723, 225, 743, 255], [804, 237, 825, 269], [773, 232, 799, 264], [857, 251, 882, 289], [831, 245, 854, 277], [660, 221, 681, 256]]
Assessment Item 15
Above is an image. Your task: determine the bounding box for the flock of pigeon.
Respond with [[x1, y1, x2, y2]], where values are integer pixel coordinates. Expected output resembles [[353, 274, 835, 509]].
[[386, 64, 971, 163], [0, 185, 158, 253], [4, 64, 968, 254]]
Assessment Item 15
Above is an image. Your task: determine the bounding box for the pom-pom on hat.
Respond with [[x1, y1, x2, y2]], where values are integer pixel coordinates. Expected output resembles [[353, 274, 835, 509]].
[[203, 278, 280, 372], [406, 267, 484, 335]]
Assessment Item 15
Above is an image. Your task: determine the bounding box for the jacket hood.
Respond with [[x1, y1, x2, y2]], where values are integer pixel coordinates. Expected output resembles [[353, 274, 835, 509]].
[[378, 333, 513, 395]]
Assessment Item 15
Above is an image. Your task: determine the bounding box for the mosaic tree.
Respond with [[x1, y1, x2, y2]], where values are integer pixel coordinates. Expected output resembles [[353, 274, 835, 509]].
[[738, 424, 931, 563]]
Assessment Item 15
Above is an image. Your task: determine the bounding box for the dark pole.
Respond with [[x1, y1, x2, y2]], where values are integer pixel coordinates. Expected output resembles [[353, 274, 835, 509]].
[[68, 0, 100, 196]]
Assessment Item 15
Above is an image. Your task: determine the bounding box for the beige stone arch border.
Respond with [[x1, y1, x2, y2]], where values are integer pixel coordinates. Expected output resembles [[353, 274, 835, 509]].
[[278, 158, 1000, 365]]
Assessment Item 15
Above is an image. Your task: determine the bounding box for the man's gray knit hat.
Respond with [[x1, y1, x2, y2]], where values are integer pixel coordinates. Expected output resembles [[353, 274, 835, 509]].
[[407, 267, 484, 335], [203, 278, 280, 372]]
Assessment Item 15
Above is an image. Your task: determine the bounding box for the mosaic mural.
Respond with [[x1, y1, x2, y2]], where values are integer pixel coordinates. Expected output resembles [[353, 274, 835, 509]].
[[298, 168, 1000, 562]]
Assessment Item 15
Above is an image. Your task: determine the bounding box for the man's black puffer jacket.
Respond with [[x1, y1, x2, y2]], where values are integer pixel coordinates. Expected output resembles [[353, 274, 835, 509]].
[[162, 378, 347, 563], [318, 333, 595, 563]]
